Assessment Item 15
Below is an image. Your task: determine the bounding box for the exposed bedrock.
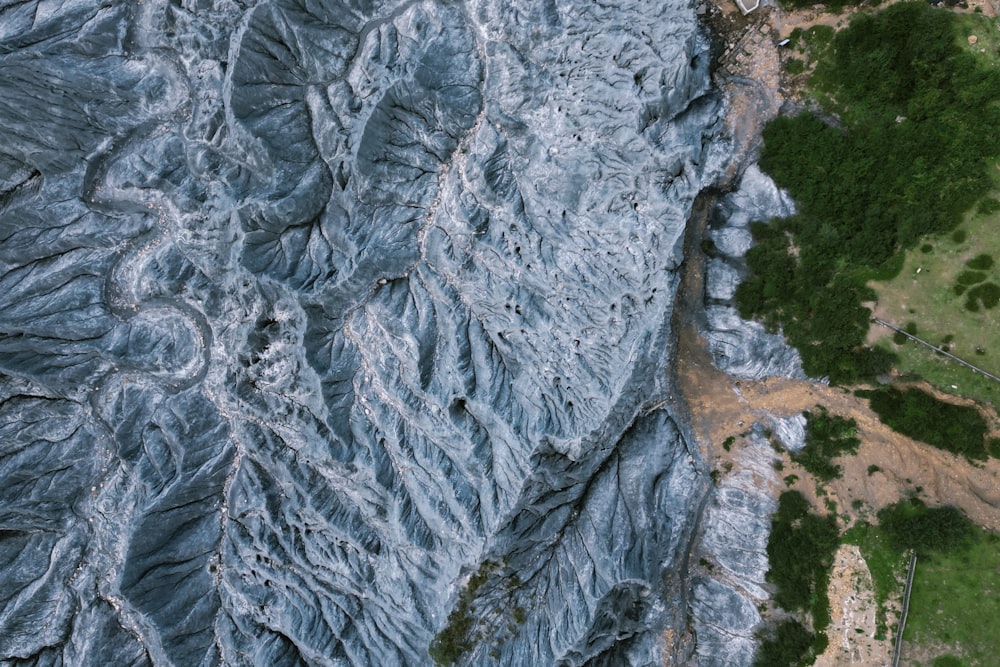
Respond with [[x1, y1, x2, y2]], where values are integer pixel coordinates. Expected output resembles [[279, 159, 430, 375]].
[[691, 428, 782, 667], [700, 165, 804, 380], [0, 0, 742, 664]]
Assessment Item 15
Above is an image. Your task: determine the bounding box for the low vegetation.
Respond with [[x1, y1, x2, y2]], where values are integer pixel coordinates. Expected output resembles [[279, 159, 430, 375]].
[[873, 199, 1000, 406], [842, 500, 994, 665], [855, 386, 991, 460], [792, 407, 860, 480], [429, 560, 501, 665], [904, 530, 1000, 665], [842, 522, 907, 640]]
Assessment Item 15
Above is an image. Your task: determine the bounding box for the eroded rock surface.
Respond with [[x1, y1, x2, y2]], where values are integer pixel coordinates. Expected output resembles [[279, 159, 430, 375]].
[[0, 0, 735, 664], [701, 165, 804, 380], [692, 427, 782, 667]]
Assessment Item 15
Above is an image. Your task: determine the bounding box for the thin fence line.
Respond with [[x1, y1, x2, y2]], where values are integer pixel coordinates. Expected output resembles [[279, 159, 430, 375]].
[[892, 551, 918, 667], [872, 317, 1000, 385]]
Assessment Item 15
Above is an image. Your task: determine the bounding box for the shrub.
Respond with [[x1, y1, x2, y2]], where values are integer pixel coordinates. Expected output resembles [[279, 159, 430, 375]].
[[857, 386, 989, 459], [767, 491, 839, 613], [977, 197, 1000, 215], [956, 270, 987, 286], [877, 498, 978, 555], [786, 58, 806, 75], [754, 620, 815, 667], [953, 229, 968, 244], [792, 407, 861, 480], [429, 560, 501, 665], [965, 282, 1000, 310], [965, 253, 994, 270]]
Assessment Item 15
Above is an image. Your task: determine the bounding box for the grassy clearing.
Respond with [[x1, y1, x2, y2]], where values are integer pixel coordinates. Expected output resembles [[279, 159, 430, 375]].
[[903, 531, 1000, 666], [842, 502, 998, 666], [871, 204, 1000, 406]]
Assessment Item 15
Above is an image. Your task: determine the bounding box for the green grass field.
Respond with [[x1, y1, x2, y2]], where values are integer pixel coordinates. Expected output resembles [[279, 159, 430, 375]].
[[903, 531, 1000, 666], [871, 184, 1000, 407]]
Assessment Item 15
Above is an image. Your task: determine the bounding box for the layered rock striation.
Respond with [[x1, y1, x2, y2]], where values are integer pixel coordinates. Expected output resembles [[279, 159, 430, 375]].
[[0, 0, 742, 665]]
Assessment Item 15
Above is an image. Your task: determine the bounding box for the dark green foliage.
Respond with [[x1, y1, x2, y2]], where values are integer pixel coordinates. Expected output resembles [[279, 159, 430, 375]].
[[953, 283, 968, 297], [977, 197, 1000, 215], [867, 464, 881, 476], [762, 492, 839, 666], [966, 253, 994, 270], [723, 436, 736, 451], [793, 407, 861, 480], [754, 620, 815, 667], [740, 3, 1000, 382], [965, 282, 1000, 310], [956, 270, 986, 286], [877, 498, 978, 555], [786, 58, 806, 75], [953, 229, 968, 244], [921, 243, 934, 253], [932, 656, 966, 667], [857, 386, 989, 459], [989, 438, 1000, 458], [767, 491, 840, 615]]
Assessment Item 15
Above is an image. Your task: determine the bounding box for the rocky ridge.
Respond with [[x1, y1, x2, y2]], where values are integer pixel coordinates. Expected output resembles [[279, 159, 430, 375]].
[[0, 0, 781, 665]]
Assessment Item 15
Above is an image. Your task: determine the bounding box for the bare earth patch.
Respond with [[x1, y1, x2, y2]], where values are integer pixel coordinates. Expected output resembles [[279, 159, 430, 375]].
[[814, 544, 895, 666]]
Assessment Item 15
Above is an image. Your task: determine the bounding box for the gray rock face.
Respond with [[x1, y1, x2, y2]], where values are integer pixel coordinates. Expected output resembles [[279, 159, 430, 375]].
[[770, 413, 808, 453], [692, 429, 781, 667], [705, 257, 742, 302], [0, 1, 735, 665], [701, 166, 804, 380]]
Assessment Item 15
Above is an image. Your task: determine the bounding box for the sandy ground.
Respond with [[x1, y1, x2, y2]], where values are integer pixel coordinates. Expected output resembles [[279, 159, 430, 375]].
[[815, 544, 895, 666]]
